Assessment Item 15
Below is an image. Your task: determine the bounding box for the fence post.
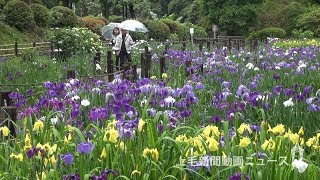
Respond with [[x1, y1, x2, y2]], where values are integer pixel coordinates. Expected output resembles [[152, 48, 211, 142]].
[[140, 53, 145, 78], [33, 42, 36, 48], [0, 106, 17, 136], [145, 52, 151, 78], [198, 43, 203, 52], [160, 56, 166, 79], [144, 46, 151, 78], [207, 41, 210, 51], [182, 42, 186, 51], [94, 52, 101, 64], [132, 64, 137, 82], [122, 64, 130, 80], [213, 39, 217, 49], [200, 64, 204, 74], [165, 43, 169, 54], [224, 38, 228, 48], [14, 42, 18, 56], [50, 42, 54, 58], [67, 70, 76, 79], [185, 60, 191, 77], [107, 51, 114, 82], [253, 39, 259, 51], [93, 52, 101, 74], [0, 90, 12, 106]]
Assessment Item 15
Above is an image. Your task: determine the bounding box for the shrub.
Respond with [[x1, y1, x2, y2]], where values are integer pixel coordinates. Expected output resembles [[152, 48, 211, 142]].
[[49, 6, 78, 28], [49, 27, 102, 57], [31, 3, 49, 27], [144, 20, 170, 41], [0, 0, 6, 21], [249, 27, 286, 39], [3, 0, 35, 30], [108, 15, 122, 23], [256, 1, 305, 35], [95, 16, 108, 24], [168, 33, 179, 41], [180, 25, 190, 41], [297, 8, 320, 37], [184, 22, 208, 38], [160, 19, 183, 39], [130, 31, 148, 41], [292, 29, 314, 39], [21, 0, 42, 5], [0, 0, 7, 11], [80, 16, 105, 34], [280, 2, 306, 34]]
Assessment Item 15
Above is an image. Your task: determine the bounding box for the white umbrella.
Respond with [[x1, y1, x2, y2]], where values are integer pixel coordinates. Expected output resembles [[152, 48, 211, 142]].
[[119, 20, 148, 33], [101, 22, 120, 39]]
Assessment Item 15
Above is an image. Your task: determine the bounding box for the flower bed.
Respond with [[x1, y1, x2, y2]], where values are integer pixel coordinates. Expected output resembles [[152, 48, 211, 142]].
[[0, 40, 320, 179]]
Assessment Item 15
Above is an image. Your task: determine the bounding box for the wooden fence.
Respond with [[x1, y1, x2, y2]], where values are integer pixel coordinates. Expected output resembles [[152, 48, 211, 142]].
[[193, 36, 267, 51], [0, 42, 53, 57], [0, 36, 268, 58]]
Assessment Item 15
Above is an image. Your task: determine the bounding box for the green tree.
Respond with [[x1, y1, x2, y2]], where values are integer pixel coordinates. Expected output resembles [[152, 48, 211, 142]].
[[257, 1, 306, 31], [202, 0, 262, 35], [42, 0, 60, 8], [76, 0, 101, 17], [167, 0, 192, 20], [182, 0, 204, 24]]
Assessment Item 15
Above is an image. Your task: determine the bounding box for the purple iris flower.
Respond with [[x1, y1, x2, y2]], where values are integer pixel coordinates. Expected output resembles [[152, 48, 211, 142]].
[[273, 85, 283, 96], [89, 107, 100, 121], [220, 136, 226, 147], [147, 108, 157, 117], [228, 127, 236, 139], [26, 147, 37, 158], [247, 92, 261, 107], [181, 109, 192, 118], [303, 86, 313, 96], [284, 88, 294, 96], [210, 115, 221, 123], [250, 125, 261, 132], [26, 147, 45, 158], [249, 81, 258, 89], [26, 89, 35, 95], [157, 123, 164, 133], [273, 73, 280, 80], [250, 152, 268, 159], [236, 85, 250, 99], [77, 142, 94, 154], [90, 169, 117, 180], [63, 172, 80, 180], [306, 97, 315, 105], [222, 81, 231, 88], [226, 109, 235, 121], [62, 153, 74, 165], [308, 104, 320, 112], [263, 103, 272, 112], [71, 108, 79, 119], [229, 172, 250, 180], [195, 82, 205, 90]]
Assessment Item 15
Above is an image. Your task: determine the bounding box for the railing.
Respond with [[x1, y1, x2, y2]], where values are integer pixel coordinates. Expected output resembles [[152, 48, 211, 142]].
[[0, 42, 53, 57]]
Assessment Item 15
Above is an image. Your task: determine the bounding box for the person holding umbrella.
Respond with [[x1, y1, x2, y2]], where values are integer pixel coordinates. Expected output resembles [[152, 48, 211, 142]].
[[111, 27, 120, 46], [112, 28, 134, 70], [111, 27, 120, 69]]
